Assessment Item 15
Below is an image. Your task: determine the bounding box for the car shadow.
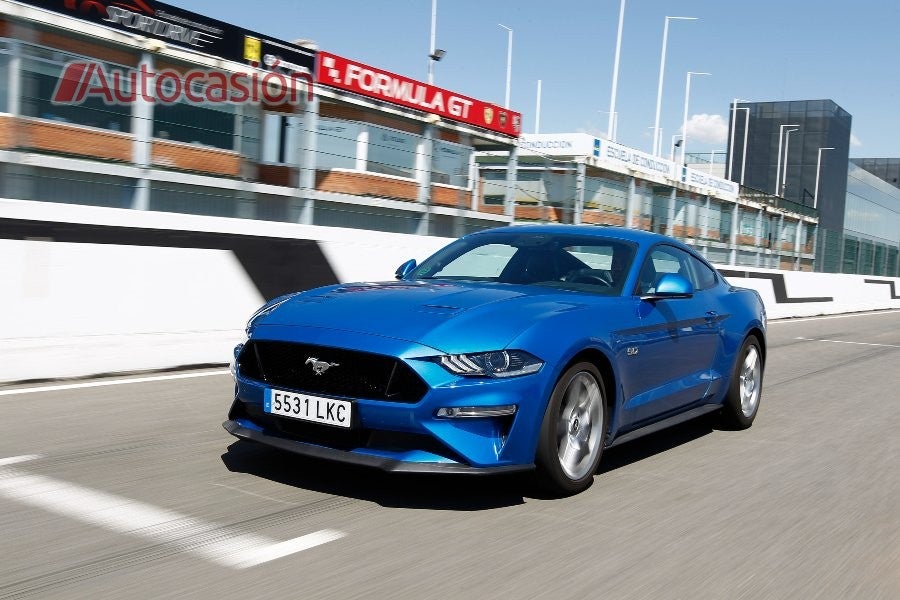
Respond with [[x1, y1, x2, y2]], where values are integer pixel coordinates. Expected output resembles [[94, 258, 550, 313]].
[[220, 441, 528, 511], [220, 415, 716, 508], [598, 414, 716, 475]]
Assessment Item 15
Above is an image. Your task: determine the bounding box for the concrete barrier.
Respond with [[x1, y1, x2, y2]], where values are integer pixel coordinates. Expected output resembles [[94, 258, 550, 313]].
[[1, 199, 897, 382]]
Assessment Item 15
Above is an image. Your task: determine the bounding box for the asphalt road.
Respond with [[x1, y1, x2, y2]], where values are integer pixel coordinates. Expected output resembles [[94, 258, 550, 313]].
[[0, 310, 898, 600]]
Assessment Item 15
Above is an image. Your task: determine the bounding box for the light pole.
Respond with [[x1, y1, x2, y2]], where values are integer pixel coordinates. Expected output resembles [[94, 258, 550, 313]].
[[534, 79, 542, 133], [680, 71, 709, 166], [499, 24, 513, 108], [670, 134, 683, 162], [780, 127, 799, 197], [608, 0, 626, 143], [738, 106, 750, 185], [427, 0, 437, 84], [652, 15, 697, 156], [598, 110, 618, 141], [814, 147, 835, 208], [774, 123, 800, 196]]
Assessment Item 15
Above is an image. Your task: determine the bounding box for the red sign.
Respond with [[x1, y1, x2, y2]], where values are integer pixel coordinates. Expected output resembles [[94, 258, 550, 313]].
[[317, 52, 521, 138]]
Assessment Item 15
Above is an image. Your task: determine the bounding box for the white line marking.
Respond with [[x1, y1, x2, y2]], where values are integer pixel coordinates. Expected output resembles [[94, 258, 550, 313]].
[[0, 370, 231, 397], [0, 454, 41, 467], [0, 455, 344, 569], [770, 309, 900, 324], [212, 482, 295, 506], [795, 337, 900, 349]]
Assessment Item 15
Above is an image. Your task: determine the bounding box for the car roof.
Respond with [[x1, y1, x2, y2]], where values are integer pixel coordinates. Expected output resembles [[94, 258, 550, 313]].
[[466, 224, 680, 246]]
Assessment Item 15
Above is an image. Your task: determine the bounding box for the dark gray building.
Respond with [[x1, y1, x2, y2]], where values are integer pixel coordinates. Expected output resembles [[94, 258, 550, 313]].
[[850, 158, 900, 190], [726, 99, 852, 272]]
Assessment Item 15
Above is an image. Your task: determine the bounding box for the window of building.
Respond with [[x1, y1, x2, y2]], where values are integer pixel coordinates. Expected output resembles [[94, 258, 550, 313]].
[[584, 177, 626, 213], [432, 139, 471, 187], [367, 124, 418, 178], [19, 45, 132, 132], [481, 170, 507, 205], [153, 100, 236, 150], [316, 118, 360, 170]]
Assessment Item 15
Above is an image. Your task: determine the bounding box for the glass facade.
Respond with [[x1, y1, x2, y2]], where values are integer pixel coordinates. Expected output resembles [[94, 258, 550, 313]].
[[850, 158, 900, 190], [727, 100, 851, 233], [836, 163, 900, 276]]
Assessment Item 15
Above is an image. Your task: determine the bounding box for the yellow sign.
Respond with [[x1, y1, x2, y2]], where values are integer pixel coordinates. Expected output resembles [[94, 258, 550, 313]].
[[243, 36, 261, 62]]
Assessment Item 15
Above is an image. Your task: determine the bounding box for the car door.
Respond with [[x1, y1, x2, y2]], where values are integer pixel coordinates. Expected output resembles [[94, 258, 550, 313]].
[[617, 245, 722, 427]]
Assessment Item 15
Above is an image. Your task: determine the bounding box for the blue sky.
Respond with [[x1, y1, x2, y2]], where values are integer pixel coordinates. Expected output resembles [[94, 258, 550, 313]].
[[177, 0, 900, 158]]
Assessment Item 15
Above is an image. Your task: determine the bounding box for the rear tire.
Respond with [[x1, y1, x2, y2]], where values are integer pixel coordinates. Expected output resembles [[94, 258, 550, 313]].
[[719, 335, 764, 430], [535, 362, 608, 496]]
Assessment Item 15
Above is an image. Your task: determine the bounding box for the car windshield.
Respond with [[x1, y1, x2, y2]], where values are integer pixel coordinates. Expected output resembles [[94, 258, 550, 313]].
[[410, 232, 636, 295]]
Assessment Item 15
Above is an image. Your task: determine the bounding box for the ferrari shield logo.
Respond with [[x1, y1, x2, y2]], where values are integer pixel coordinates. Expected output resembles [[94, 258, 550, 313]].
[[484, 106, 494, 125]]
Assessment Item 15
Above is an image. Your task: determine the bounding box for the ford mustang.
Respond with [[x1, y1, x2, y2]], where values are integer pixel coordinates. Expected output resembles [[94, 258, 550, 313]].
[[224, 225, 766, 494]]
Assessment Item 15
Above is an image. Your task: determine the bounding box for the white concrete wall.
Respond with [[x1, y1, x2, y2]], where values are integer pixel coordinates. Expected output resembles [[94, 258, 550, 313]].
[[1, 199, 898, 383]]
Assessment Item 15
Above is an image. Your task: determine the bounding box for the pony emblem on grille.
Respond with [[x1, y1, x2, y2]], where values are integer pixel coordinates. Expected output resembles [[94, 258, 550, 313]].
[[305, 357, 339, 375]]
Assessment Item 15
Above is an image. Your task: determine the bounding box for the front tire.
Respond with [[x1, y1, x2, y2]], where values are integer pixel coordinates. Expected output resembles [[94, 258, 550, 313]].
[[535, 362, 608, 495], [719, 335, 764, 429]]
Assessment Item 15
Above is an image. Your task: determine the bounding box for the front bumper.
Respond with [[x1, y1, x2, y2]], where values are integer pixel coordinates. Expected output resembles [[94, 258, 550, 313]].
[[223, 419, 534, 475]]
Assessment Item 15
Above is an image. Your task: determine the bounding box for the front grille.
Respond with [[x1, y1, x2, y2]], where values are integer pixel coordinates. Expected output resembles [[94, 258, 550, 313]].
[[232, 401, 464, 461], [238, 340, 428, 403]]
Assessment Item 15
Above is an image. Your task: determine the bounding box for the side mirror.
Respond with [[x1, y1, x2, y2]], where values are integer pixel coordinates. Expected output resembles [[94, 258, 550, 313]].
[[641, 273, 694, 300], [395, 259, 417, 280]]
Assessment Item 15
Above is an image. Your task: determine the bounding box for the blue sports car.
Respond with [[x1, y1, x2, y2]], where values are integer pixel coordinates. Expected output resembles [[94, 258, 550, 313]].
[[224, 226, 766, 494]]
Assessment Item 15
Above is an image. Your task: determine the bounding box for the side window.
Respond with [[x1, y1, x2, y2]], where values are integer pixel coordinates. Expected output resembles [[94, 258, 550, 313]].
[[686, 255, 718, 291], [636, 246, 691, 294]]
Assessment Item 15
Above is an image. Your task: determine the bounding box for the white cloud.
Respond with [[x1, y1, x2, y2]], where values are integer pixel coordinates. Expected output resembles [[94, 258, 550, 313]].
[[682, 114, 729, 145], [850, 133, 862, 147]]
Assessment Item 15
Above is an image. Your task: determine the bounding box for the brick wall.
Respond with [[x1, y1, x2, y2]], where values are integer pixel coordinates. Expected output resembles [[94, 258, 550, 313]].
[[432, 185, 469, 207], [15, 118, 132, 162], [582, 212, 626, 227], [0, 115, 15, 150], [258, 164, 297, 187], [316, 170, 418, 201], [151, 140, 242, 177]]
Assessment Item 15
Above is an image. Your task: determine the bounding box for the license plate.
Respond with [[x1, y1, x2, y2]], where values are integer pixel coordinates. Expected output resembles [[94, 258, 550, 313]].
[[264, 388, 352, 428]]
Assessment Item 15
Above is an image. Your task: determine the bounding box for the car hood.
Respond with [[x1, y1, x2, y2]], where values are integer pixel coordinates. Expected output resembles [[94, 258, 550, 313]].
[[253, 280, 601, 353]]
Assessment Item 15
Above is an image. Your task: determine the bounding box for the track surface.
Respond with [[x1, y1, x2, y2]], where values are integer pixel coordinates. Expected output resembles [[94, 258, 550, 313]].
[[1, 311, 898, 599]]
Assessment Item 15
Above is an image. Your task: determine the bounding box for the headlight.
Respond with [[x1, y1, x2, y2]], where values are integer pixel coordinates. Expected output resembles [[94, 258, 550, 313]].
[[436, 350, 543, 378]]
